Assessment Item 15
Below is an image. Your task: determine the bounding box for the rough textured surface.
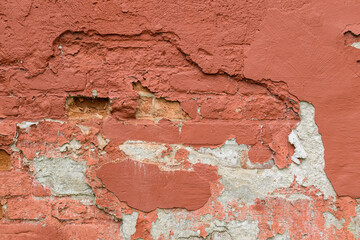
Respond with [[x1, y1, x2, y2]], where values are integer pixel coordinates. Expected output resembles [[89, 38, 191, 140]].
[[66, 96, 111, 120], [0, 150, 11, 171], [33, 156, 94, 199], [0, 1, 360, 239]]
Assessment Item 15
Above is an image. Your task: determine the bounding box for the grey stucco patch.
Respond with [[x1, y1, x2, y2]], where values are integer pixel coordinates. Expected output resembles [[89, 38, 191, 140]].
[[33, 156, 94, 198]]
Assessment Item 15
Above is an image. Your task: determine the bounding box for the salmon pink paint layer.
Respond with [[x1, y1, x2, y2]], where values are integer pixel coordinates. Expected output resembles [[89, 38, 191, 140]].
[[1, 0, 360, 239], [97, 160, 218, 212]]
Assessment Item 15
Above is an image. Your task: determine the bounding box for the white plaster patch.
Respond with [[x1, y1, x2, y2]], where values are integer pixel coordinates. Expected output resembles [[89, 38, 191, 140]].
[[347, 204, 360, 239], [151, 209, 201, 239], [350, 42, 360, 49], [210, 231, 232, 240], [269, 231, 291, 240], [121, 211, 139, 240], [323, 212, 345, 230], [17, 121, 38, 130], [195, 139, 248, 167], [288, 130, 307, 164], [227, 218, 259, 240], [76, 124, 91, 135], [97, 133, 109, 150], [33, 156, 94, 200], [119, 140, 167, 162], [288, 102, 337, 199], [60, 139, 82, 152], [92, 89, 98, 97]]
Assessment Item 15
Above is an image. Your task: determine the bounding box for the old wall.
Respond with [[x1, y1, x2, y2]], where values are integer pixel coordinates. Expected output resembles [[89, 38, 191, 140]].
[[0, 0, 359, 239]]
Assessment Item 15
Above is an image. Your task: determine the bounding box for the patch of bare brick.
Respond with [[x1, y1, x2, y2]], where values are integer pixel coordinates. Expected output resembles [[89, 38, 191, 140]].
[[133, 82, 190, 121], [0, 150, 11, 171], [66, 96, 110, 120]]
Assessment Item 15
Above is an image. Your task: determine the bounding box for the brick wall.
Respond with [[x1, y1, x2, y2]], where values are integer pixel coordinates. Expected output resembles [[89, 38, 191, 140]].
[[0, 1, 360, 239]]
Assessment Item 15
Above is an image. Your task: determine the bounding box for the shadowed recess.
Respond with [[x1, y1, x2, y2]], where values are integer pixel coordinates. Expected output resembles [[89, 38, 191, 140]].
[[66, 96, 110, 120]]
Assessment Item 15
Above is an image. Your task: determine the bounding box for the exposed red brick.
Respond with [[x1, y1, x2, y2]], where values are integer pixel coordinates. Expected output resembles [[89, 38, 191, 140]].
[[0, 120, 16, 146], [248, 143, 273, 164], [244, 96, 289, 120], [6, 197, 49, 220], [180, 99, 199, 119], [0, 224, 61, 240], [153, 98, 189, 120], [52, 199, 94, 221], [62, 223, 122, 239], [174, 148, 190, 162], [0, 172, 31, 197], [1, 0, 359, 236], [102, 119, 180, 144], [111, 96, 138, 119], [0, 96, 19, 118], [169, 72, 237, 94], [180, 121, 259, 147], [32, 182, 51, 197]]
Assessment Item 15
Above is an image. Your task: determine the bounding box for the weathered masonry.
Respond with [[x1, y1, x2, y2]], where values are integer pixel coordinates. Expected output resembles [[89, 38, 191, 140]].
[[0, 1, 360, 239]]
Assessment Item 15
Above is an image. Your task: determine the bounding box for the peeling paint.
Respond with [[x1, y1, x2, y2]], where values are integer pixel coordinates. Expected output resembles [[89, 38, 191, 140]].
[[350, 42, 360, 49], [1, 1, 360, 238]]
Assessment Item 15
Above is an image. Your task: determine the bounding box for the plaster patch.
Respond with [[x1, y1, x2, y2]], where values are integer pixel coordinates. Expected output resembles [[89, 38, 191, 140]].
[[226, 218, 259, 240], [268, 231, 291, 240], [119, 140, 167, 162], [323, 212, 345, 230], [350, 42, 360, 49], [76, 124, 91, 135], [17, 121, 38, 130], [33, 156, 94, 200], [195, 139, 248, 168], [60, 139, 82, 152], [209, 231, 232, 240], [288, 130, 306, 164], [347, 205, 360, 239], [150, 209, 206, 239], [216, 102, 335, 203], [96, 133, 109, 151], [121, 211, 139, 240]]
